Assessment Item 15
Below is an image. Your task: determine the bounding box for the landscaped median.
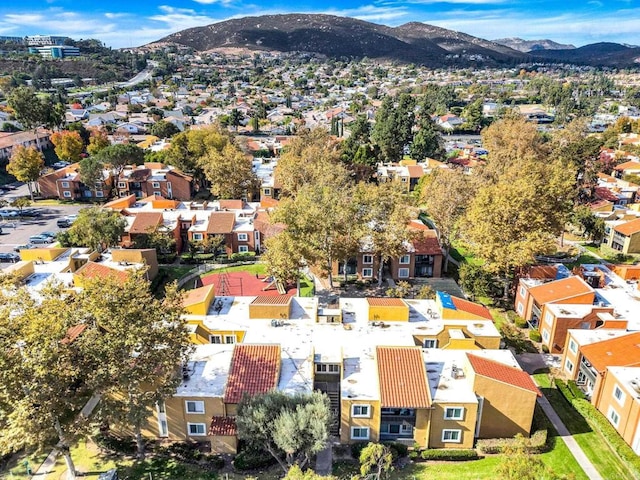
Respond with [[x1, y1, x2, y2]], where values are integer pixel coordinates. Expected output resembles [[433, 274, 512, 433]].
[[534, 373, 639, 480]]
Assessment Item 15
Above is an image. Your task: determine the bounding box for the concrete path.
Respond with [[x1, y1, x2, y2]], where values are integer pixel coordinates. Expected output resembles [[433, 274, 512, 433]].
[[536, 390, 604, 480], [30, 448, 59, 478], [315, 443, 333, 476]]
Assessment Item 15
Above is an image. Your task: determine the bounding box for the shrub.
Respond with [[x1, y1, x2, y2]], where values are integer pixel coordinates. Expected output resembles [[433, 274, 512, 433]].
[[384, 442, 408, 458], [514, 316, 528, 328], [205, 454, 226, 469], [419, 449, 478, 461], [529, 330, 542, 342], [476, 430, 548, 454], [233, 449, 277, 471], [230, 252, 256, 262], [95, 434, 136, 455], [541, 345, 550, 354], [350, 441, 369, 460]]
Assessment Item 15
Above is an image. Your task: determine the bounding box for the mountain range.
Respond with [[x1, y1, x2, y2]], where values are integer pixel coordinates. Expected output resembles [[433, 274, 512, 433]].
[[154, 14, 640, 68]]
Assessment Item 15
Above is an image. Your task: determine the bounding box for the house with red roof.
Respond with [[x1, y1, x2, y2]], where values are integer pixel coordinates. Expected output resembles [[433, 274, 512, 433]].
[[603, 217, 640, 254]]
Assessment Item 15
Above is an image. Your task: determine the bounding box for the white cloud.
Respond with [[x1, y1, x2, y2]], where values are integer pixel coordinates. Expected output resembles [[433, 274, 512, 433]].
[[148, 6, 218, 33]]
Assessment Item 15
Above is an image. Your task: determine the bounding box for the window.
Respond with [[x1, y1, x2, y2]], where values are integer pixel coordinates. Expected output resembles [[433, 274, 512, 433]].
[[362, 255, 373, 264], [239, 245, 249, 253], [423, 339, 437, 349], [237, 233, 248, 241], [398, 268, 410, 278], [544, 312, 553, 326], [442, 429, 461, 443], [444, 407, 464, 420], [61, 181, 70, 188], [63, 191, 72, 198], [95, 191, 104, 198], [362, 268, 373, 278], [352, 404, 371, 418], [316, 364, 340, 373], [159, 419, 168, 437], [519, 286, 526, 298], [154, 191, 161, 197], [193, 233, 203, 241], [210, 335, 222, 344], [263, 188, 271, 196], [614, 385, 626, 406], [608, 406, 620, 427], [225, 335, 236, 344], [83, 190, 92, 197], [186, 401, 205, 413], [118, 182, 127, 188], [542, 329, 550, 342], [399, 255, 410, 264], [565, 359, 574, 373], [152, 182, 161, 188], [517, 303, 524, 315], [187, 423, 207, 436], [569, 339, 578, 354], [351, 427, 370, 440]]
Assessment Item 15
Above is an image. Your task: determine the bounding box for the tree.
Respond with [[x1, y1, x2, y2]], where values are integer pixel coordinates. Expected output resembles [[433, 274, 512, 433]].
[[7, 86, 47, 149], [10, 197, 31, 216], [572, 205, 605, 241], [419, 169, 476, 272], [229, 108, 243, 131], [371, 94, 415, 162], [273, 183, 354, 289], [58, 207, 126, 252], [358, 182, 417, 287], [86, 127, 110, 156], [0, 286, 89, 479], [496, 435, 561, 480], [236, 391, 332, 473], [410, 113, 444, 161], [359, 443, 393, 480], [76, 271, 191, 459], [276, 129, 348, 197], [132, 225, 177, 254], [51, 131, 84, 163], [283, 465, 336, 480], [201, 142, 258, 199], [262, 232, 306, 286], [94, 143, 144, 177], [6, 145, 44, 201], [149, 120, 180, 139], [79, 156, 105, 194]]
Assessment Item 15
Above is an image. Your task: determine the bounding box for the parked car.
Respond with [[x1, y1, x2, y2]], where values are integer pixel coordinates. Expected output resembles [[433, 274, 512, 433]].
[[57, 218, 73, 228], [0, 252, 19, 262], [52, 161, 70, 169], [66, 214, 78, 222], [40, 231, 57, 239], [20, 209, 42, 217], [29, 235, 53, 244], [13, 244, 35, 252], [0, 210, 18, 217]]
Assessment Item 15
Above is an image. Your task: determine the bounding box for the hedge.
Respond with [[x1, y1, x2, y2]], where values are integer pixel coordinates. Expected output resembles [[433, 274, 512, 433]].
[[476, 429, 548, 454], [418, 449, 478, 461], [554, 379, 640, 478], [529, 330, 542, 342], [233, 449, 278, 471]]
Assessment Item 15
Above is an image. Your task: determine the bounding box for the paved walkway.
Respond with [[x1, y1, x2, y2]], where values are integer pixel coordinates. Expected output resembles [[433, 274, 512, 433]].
[[535, 388, 604, 480], [31, 448, 58, 478], [315, 443, 333, 476]]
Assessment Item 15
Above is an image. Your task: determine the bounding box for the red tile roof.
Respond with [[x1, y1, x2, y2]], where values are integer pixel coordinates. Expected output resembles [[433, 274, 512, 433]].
[[367, 298, 407, 307], [219, 200, 244, 210], [377, 347, 430, 408], [209, 416, 237, 436], [207, 212, 236, 234], [467, 354, 541, 397], [412, 231, 443, 255], [614, 160, 640, 171], [527, 276, 594, 305], [129, 212, 163, 234], [580, 332, 640, 372], [407, 165, 425, 178], [250, 295, 292, 305], [224, 344, 281, 404], [183, 285, 215, 308], [614, 218, 640, 236], [61, 324, 87, 345], [450, 296, 493, 320], [75, 262, 129, 284]]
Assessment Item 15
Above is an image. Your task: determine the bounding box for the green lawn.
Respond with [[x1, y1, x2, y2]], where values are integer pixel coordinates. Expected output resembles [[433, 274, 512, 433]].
[[152, 265, 195, 295], [201, 263, 267, 277], [583, 243, 639, 264], [119, 457, 218, 480], [0, 450, 48, 479], [534, 373, 635, 480], [449, 243, 484, 267]]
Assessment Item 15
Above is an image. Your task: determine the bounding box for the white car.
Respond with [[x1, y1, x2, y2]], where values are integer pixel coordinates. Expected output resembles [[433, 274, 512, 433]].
[[52, 161, 71, 169]]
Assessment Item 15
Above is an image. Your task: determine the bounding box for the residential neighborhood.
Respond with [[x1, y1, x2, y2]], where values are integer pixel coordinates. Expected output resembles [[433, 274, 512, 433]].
[[3, 34, 640, 480]]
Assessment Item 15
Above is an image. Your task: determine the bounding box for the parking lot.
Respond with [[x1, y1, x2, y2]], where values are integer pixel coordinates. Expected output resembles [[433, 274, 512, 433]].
[[0, 205, 85, 257]]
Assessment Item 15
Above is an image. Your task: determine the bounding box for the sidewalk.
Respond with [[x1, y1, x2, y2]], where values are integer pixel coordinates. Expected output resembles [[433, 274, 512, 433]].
[[536, 392, 604, 480]]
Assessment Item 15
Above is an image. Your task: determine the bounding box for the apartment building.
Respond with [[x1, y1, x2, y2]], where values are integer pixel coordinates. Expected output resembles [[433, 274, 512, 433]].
[[116, 163, 194, 201]]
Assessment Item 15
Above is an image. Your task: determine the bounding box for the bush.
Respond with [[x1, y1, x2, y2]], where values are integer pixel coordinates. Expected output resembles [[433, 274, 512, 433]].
[[350, 441, 369, 460], [233, 449, 277, 471], [419, 449, 478, 461], [476, 430, 548, 455], [384, 442, 408, 458], [529, 330, 542, 342], [205, 454, 226, 469], [230, 252, 256, 262], [514, 316, 528, 328], [541, 345, 549, 354], [95, 434, 137, 455]]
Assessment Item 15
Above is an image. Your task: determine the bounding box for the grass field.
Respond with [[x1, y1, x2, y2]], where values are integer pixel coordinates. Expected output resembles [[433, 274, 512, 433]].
[[534, 373, 634, 480]]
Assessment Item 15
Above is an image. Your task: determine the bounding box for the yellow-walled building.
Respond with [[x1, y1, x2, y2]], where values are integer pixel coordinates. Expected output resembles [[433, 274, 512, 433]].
[[367, 297, 409, 322], [182, 284, 216, 316]]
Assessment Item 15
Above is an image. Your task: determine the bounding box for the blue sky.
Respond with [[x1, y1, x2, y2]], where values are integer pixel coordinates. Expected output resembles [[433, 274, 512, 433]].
[[1, 0, 639, 49]]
